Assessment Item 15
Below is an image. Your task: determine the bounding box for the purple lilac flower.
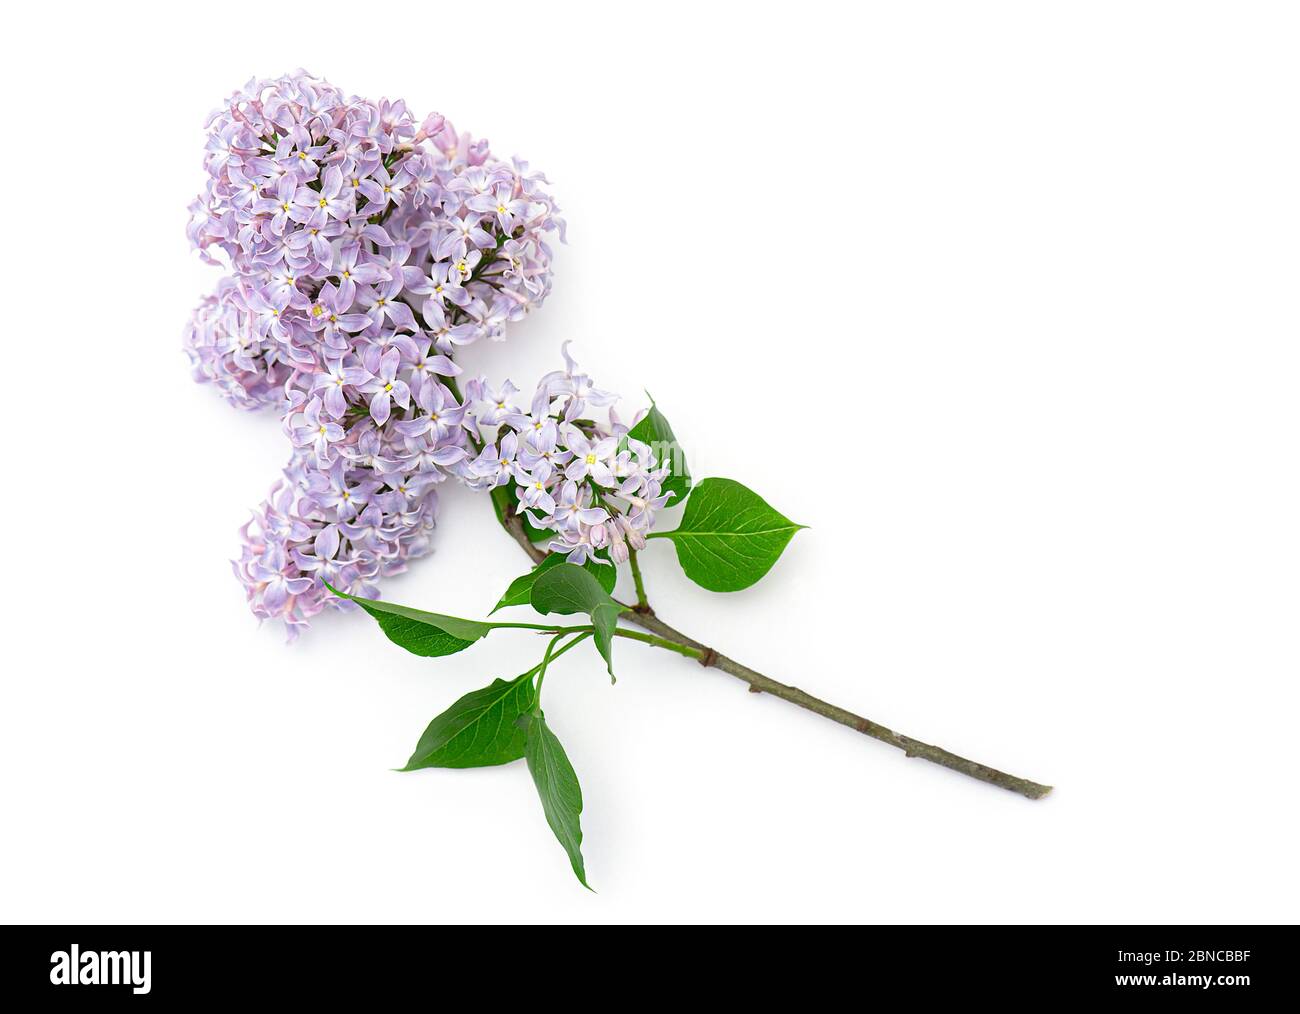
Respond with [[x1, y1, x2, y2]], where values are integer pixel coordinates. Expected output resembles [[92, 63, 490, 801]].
[[466, 431, 519, 488], [564, 432, 619, 486], [466, 377, 519, 426], [291, 396, 345, 462], [333, 242, 386, 306], [233, 448, 441, 638], [461, 346, 675, 566], [188, 70, 563, 634], [360, 347, 410, 426], [183, 278, 289, 410]]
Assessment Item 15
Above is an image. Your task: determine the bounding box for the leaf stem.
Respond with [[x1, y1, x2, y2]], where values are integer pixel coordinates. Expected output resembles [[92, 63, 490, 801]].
[[612, 627, 700, 659], [493, 621, 579, 633], [495, 502, 1051, 800], [533, 630, 590, 710]]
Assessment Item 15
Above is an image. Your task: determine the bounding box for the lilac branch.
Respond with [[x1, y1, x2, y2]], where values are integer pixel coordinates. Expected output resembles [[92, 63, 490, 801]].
[[496, 507, 1052, 800]]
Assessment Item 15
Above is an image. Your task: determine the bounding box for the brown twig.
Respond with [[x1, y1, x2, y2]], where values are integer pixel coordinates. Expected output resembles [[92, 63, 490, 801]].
[[497, 511, 1051, 799]]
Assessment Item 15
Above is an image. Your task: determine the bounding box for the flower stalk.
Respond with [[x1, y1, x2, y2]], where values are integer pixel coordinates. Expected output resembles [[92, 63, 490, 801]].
[[627, 550, 651, 614]]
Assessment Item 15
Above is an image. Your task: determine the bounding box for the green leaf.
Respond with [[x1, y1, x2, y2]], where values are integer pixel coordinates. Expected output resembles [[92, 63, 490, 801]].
[[325, 582, 494, 657], [648, 477, 805, 592], [530, 565, 624, 677], [492, 553, 617, 614], [588, 604, 622, 678], [401, 672, 536, 770], [524, 713, 591, 890], [628, 396, 691, 505], [489, 482, 511, 527], [529, 561, 615, 616]]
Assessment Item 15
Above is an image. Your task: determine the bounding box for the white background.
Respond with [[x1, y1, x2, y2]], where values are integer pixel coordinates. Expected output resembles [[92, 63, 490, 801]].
[[2, 1, 1297, 924]]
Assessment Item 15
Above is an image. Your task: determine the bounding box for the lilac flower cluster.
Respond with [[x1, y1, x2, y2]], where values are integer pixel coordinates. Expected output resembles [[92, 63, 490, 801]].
[[183, 71, 563, 633], [463, 344, 675, 566], [183, 277, 293, 409], [230, 445, 444, 634], [185, 69, 561, 406]]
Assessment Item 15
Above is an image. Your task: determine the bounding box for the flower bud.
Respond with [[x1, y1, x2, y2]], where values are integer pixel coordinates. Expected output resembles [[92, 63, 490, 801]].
[[414, 112, 446, 143], [618, 512, 647, 550], [607, 519, 629, 563]]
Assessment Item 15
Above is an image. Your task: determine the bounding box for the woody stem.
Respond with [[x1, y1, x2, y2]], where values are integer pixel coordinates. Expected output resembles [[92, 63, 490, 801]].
[[495, 509, 1052, 800]]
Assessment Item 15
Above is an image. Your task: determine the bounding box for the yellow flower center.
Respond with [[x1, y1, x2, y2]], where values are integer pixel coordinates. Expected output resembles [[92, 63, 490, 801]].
[[585, 453, 597, 465]]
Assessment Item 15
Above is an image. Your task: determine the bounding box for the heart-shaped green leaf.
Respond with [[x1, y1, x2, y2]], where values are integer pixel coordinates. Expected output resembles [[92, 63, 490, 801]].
[[530, 564, 624, 678], [524, 712, 591, 890], [648, 477, 805, 592], [401, 672, 536, 770], [325, 582, 494, 657], [627, 396, 691, 505], [492, 553, 617, 614]]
